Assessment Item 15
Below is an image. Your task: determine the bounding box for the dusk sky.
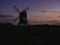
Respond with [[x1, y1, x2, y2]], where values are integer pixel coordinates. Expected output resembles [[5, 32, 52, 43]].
[[0, 0, 60, 25]]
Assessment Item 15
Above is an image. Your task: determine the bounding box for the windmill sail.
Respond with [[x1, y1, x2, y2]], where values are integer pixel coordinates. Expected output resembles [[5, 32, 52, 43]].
[[13, 5, 20, 13]]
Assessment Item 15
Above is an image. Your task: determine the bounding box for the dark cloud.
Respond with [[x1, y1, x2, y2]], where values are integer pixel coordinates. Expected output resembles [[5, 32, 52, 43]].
[[0, 15, 7, 18], [41, 11, 60, 13], [33, 16, 43, 17], [41, 11, 47, 12], [48, 20, 58, 22], [57, 16, 60, 17], [0, 14, 15, 18]]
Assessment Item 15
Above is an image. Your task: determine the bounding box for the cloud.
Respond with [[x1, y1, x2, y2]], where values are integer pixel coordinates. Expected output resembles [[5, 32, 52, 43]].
[[41, 11, 47, 12], [41, 10, 60, 13], [48, 20, 58, 22], [0, 14, 15, 18], [57, 16, 60, 17]]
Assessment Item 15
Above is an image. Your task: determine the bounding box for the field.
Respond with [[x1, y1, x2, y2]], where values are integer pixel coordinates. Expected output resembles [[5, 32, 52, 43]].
[[0, 23, 60, 45]]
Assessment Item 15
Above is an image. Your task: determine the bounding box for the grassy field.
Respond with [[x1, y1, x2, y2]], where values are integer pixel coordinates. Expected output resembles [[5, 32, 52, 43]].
[[0, 23, 60, 45]]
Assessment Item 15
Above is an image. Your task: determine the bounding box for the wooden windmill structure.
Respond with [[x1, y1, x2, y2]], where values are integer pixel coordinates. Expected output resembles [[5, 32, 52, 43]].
[[13, 5, 29, 26]]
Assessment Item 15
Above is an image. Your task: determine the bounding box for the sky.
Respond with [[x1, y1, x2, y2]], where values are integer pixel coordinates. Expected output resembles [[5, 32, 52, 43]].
[[0, 0, 60, 25]]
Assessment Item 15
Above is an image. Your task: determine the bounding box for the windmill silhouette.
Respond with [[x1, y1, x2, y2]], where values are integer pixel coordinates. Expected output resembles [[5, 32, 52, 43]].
[[13, 5, 29, 26]]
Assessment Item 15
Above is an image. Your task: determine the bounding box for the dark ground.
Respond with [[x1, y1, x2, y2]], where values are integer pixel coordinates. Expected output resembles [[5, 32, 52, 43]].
[[0, 23, 60, 45]]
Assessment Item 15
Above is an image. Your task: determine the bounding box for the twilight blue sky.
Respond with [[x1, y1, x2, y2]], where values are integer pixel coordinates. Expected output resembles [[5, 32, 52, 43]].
[[0, 0, 60, 25]]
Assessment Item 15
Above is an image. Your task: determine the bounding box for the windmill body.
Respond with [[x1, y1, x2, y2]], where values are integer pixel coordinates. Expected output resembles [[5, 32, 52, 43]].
[[18, 10, 28, 26]]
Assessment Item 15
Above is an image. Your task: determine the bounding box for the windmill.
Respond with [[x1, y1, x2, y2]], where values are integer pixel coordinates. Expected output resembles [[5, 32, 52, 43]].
[[13, 5, 29, 26]]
